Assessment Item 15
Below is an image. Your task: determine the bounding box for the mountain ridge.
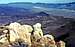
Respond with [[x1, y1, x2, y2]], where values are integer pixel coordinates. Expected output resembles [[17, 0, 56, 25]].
[[0, 2, 75, 10]]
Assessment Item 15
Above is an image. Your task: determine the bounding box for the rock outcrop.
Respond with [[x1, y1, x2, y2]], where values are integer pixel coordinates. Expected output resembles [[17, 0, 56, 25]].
[[0, 22, 65, 47]]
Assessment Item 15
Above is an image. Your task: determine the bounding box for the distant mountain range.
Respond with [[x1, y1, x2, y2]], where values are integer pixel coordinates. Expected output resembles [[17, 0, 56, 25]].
[[3, 2, 75, 10], [0, 2, 75, 10], [0, 2, 75, 18]]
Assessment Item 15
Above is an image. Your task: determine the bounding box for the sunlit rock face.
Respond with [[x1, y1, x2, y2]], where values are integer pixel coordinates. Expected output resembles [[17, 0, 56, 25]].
[[9, 30, 19, 42], [35, 34, 56, 47], [0, 36, 7, 43], [43, 34, 54, 40], [22, 25, 33, 33], [43, 34, 56, 46], [17, 24, 33, 45], [8, 22, 33, 45], [33, 23, 43, 41], [0, 22, 65, 47], [9, 22, 21, 40]]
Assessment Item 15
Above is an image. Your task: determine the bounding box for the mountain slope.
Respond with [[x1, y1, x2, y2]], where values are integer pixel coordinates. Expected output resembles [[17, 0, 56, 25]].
[[0, 5, 32, 16]]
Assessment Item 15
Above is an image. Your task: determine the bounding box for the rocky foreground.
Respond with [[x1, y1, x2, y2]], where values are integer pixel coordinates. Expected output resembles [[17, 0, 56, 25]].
[[0, 22, 65, 47]]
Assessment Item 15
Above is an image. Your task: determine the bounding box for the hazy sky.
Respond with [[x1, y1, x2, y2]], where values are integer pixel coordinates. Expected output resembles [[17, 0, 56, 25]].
[[0, 0, 75, 4]]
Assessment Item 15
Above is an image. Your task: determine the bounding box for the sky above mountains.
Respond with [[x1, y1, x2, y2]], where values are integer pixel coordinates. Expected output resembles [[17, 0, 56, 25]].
[[0, 0, 75, 4]]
